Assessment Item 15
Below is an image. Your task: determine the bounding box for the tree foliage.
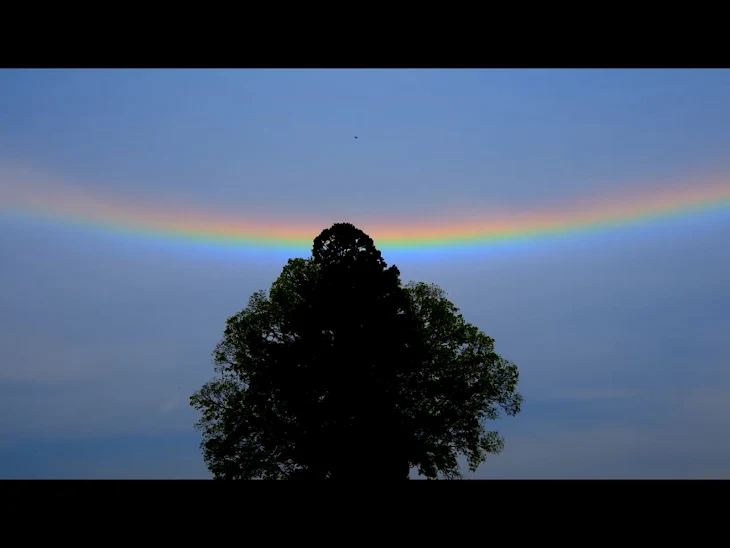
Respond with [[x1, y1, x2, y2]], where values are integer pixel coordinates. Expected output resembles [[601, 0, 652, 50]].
[[190, 223, 522, 479]]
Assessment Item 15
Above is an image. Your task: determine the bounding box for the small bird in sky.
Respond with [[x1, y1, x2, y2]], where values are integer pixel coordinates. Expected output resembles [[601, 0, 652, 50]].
[[354, 136, 358, 139]]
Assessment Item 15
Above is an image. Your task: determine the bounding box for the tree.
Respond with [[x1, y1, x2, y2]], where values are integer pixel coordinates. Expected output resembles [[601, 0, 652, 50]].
[[190, 222, 523, 479]]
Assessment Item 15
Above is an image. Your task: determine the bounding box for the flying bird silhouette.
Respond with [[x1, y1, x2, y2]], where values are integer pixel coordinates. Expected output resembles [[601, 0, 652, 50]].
[[354, 136, 358, 139]]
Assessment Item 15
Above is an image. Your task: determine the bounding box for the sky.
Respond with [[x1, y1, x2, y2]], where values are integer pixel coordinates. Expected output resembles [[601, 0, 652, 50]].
[[1, 68, 730, 479]]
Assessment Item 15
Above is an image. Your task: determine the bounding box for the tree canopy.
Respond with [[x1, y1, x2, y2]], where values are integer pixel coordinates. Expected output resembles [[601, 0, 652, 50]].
[[190, 222, 523, 479]]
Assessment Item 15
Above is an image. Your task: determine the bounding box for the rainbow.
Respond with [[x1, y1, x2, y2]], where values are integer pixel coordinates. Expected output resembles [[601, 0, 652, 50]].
[[2, 171, 730, 257]]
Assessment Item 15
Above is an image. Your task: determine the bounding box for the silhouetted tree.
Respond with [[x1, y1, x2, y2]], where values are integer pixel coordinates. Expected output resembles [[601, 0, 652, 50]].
[[190, 223, 522, 479]]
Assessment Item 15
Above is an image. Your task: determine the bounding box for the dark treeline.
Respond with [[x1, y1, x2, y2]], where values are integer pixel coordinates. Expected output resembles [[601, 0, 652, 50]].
[[190, 223, 522, 479]]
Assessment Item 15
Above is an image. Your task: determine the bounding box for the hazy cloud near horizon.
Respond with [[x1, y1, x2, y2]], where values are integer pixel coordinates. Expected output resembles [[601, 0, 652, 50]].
[[1, 68, 730, 478]]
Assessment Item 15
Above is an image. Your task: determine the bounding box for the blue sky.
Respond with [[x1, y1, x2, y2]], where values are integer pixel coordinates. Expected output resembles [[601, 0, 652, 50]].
[[1, 68, 730, 478]]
